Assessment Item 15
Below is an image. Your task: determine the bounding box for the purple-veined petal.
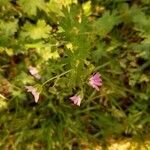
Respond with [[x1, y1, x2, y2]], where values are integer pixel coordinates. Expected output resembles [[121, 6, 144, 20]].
[[89, 72, 102, 91]]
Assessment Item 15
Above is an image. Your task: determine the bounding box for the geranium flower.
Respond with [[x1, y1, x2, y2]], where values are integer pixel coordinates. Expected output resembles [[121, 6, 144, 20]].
[[28, 66, 41, 80], [89, 72, 102, 91], [26, 86, 40, 103], [69, 95, 81, 106]]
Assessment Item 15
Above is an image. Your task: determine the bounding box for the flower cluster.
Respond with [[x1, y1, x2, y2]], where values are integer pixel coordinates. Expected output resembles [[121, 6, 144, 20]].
[[26, 72, 102, 106], [70, 72, 102, 106]]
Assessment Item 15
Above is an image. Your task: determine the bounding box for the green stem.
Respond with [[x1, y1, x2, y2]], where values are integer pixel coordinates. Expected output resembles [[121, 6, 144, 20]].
[[42, 69, 72, 86], [94, 61, 111, 71]]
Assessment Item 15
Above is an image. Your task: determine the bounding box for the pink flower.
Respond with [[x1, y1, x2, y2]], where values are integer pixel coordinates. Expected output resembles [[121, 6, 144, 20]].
[[69, 95, 81, 106], [89, 72, 102, 91], [26, 86, 40, 103], [28, 66, 41, 80]]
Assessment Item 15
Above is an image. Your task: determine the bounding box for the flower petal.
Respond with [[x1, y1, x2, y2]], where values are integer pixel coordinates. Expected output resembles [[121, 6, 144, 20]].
[[89, 72, 102, 90], [28, 66, 41, 80], [26, 86, 40, 103], [69, 95, 81, 106]]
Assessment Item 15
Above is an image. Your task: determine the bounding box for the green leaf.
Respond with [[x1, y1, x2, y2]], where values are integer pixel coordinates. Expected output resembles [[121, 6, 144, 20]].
[[94, 11, 120, 37], [21, 20, 51, 40], [92, 43, 106, 63], [132, 9, 150, 33], [25, 42, 59, 61], [18, 0, 46, 16], [46, 0, 64, 16], [82, 1, 92, 16], [0, 19, 18, 36], [37, 44, 59, 61]]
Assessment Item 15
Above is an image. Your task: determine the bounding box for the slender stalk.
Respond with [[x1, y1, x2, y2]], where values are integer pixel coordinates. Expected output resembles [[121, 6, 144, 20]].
[[94, 61, 111, 71], [42, 70, 72, 86]]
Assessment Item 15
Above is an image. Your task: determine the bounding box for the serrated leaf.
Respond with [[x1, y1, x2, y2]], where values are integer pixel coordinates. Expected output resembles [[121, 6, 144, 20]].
[[18, 0, 46, 16], [37, 44, 59, 60], [0, 19, 18, 36], [46, 0, 64, 16], [25, 42, 59, 61], [21, 20, 51, 40]]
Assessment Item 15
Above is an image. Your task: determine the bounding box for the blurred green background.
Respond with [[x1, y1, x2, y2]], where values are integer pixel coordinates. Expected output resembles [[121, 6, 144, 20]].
[[0, 0, 150, 149]]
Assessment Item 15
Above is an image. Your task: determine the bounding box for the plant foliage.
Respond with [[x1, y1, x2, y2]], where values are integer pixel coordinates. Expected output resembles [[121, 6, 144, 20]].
[[0, 0, 150, 149]]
